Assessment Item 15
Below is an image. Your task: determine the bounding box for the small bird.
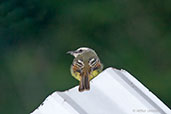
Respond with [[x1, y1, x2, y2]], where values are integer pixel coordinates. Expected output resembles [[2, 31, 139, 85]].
[[67, 47, 103, 92]]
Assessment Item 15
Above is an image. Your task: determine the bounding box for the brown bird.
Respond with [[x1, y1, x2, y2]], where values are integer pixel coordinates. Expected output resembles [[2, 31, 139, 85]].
[[67, 47, 103, 92]]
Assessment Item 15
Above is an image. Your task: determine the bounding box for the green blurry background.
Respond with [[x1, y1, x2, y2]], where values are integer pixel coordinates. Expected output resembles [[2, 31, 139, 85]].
[[0, 0, 171, 113]]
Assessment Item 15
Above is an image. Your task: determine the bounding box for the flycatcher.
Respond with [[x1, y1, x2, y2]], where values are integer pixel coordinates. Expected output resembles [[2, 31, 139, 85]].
[[67, 47, 103, 92]]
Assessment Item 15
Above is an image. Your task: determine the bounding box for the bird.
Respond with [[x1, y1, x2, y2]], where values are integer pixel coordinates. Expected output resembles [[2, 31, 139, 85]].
[[67, 47, 103, 92]]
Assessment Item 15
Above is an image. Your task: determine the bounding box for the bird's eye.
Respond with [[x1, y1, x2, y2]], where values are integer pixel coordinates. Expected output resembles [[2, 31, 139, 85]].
[[78, 49, 83, 53]]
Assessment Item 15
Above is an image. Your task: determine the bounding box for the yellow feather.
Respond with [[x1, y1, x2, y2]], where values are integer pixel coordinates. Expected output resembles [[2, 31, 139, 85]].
[[71, 68, 81, 81], [71, 67, 101, 81], [90, 70, 100, 80]]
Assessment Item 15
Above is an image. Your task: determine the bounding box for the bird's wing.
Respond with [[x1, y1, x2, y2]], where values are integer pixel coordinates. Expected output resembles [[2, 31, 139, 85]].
[[89, 62, 103, 80], [71, 65, 81, 81]]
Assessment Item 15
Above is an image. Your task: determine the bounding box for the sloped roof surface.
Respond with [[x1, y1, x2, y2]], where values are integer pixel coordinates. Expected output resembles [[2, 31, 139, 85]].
[[31, 68, 171, 114]]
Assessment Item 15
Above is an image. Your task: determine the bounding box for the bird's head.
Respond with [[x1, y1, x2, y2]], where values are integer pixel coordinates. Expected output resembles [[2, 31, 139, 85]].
[[67, 47, 94, 57]]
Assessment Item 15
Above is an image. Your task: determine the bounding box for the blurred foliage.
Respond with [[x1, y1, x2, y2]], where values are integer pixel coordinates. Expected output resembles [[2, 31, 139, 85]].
[[0, 0, 171, 113]]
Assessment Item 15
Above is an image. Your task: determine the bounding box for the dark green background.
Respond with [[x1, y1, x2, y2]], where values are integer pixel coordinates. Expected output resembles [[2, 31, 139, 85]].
[[0, 0, 171, 113]]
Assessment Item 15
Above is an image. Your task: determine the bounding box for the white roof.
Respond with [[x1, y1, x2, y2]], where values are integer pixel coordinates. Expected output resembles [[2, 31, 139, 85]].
[[31, 67, 171, 114]]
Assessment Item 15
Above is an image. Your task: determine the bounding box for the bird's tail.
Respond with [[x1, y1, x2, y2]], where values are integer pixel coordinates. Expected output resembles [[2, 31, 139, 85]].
[[79, 72, 90, 92]]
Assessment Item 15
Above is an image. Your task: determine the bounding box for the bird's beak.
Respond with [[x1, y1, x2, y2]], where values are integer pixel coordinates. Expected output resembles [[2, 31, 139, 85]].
[[67, 51, 74, 55]]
